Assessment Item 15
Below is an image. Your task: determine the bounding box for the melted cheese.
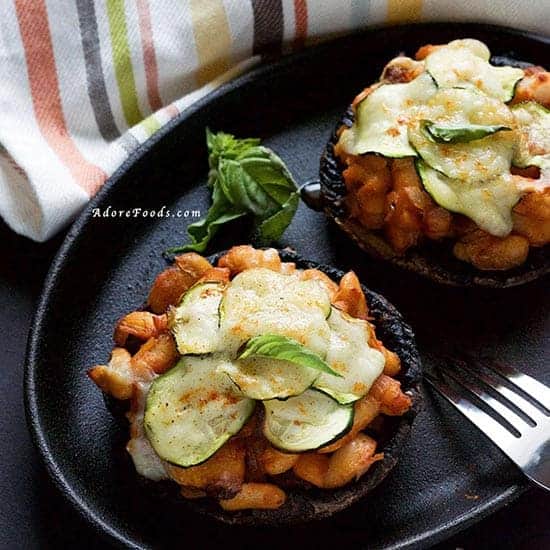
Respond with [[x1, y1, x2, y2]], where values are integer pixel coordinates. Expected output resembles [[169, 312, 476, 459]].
[[409, 87, 516, 182], [418, 161, 520, 236], [425, 39, 524, 101], [170, 282, 224, 354], [219, 355, 318, 400], [513, 102, 550, 187], [314, 307, 385, 404], [339, 71, 437, 157], [126, 380, 168, 481], [220, 268, 331, 356]]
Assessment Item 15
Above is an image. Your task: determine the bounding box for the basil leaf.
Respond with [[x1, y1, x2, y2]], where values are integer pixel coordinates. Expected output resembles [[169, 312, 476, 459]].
[[238, 334, 342, 378], [423, 121, 511, 143], [256, 192, 299, 244], [170, 130, 298, 253], [218, 158, 280, 216], [166, 181, 246, 254], [206, 128, 260, 168]]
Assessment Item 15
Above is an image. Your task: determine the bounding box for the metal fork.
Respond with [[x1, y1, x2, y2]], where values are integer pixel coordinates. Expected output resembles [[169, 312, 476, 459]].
[[425, 355, 550, 491]]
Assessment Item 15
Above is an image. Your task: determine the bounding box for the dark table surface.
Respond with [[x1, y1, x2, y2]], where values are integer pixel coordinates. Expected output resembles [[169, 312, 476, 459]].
[[2, 218, 548, 550]]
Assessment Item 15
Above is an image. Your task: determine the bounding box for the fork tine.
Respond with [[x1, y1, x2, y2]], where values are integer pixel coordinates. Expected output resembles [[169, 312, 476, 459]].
[[450, 357, 548, 424], [425, 372, 519, 453], [479, 359, 550, 413], [440, 362, 526, 433]]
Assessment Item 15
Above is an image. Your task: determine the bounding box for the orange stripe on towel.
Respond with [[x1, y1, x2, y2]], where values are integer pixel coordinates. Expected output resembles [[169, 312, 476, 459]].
[[293, 0, 308, 51], [136, 0, 163, 112], [14, 0, 106, 195]]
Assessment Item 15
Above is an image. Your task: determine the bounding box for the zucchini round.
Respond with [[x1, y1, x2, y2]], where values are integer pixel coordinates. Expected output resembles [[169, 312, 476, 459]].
[[169, 281, 225, 355], [219, 356, 318, 400], [338, 71, 437, 158], [263, 389, 354, 452], [416, 160, 520, 237], [408, 87, 515, 183], [144, 355, 255, 467]]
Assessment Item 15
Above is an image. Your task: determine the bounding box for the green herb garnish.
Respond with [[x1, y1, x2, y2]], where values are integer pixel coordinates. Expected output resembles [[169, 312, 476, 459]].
[[422, 120, 511, 144], [238, 334, 342, 378], [167, 129, 299, 254]]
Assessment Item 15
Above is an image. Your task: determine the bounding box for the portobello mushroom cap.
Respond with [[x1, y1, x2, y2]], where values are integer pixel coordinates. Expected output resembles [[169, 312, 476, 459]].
[[106, 249, 422, 525], [319, 63, 550, 288]]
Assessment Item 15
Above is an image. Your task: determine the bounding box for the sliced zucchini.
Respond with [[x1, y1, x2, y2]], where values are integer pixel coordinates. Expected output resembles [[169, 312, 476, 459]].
[[223, 333, 340, 400], [338, 71, 437, 158], [313, 307, 385, 404], [263, 389, 354, 452], [417, 160, 521, 237], [219, 356, 318, 400], [425, 39, 524, 102], [408, 88, 515, 182], [144, 355, 255, 467], [219, 268, 331, 357], [169, 281, 224, 355]]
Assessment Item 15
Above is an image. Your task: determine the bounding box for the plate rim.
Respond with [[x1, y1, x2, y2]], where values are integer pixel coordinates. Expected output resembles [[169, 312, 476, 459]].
[[24, 21, 544, 549]]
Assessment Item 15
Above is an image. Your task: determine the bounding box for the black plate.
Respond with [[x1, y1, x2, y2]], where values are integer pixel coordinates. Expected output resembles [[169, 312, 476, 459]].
[[25, 23, 549, 550]]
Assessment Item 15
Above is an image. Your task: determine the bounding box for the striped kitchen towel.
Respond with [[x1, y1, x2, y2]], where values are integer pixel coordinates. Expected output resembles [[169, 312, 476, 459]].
[[0, 0, 548, 241]]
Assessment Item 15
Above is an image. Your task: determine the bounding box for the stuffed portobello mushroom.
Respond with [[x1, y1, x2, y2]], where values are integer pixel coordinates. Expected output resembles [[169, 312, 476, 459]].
[[89, 245, 421, 524], [320, 39, 550, 286]]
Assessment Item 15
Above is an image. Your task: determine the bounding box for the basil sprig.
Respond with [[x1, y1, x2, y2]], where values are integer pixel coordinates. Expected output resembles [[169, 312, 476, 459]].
[[422, 120, 511, 144], [238, 334, 342, 378], [168, 129, 299, 254]]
